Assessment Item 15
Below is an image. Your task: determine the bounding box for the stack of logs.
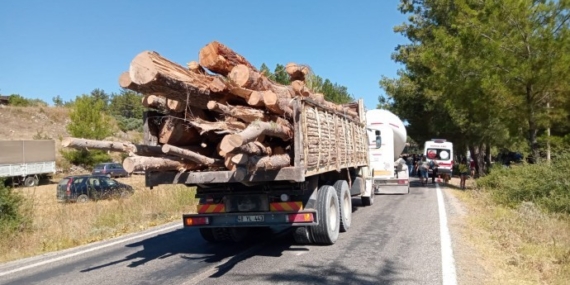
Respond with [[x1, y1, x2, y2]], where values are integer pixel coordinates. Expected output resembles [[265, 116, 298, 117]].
[[62, 41, 359, 180]]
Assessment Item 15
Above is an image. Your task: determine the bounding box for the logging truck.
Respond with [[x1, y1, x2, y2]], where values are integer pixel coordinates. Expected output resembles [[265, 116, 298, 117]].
[[141, 98, 373, 245], [62, 41, 378, 245]]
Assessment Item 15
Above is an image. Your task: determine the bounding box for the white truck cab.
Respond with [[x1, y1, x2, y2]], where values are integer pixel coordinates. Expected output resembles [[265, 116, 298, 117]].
[[423, 139, 454, 177]]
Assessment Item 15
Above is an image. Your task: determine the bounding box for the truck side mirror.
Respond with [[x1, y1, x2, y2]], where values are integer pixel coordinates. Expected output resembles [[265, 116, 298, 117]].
[[375, 130, 382, 149]]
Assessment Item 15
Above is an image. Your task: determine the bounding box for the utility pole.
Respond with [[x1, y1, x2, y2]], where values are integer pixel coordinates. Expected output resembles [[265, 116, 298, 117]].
[[546, 100, 551, 163]]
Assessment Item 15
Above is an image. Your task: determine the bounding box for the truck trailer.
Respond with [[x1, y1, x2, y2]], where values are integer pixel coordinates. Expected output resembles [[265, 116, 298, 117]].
[[0, 140, 56, 187], [143, 99, 376, 245], [365, 109, 409, 194]]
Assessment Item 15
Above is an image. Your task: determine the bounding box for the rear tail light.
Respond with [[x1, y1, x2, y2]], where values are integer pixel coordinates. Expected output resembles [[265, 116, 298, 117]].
[[287, 213, 314, 223], [398, 179, 408, 185], [184, 217, 210, 226], [66, 179, 72, 196]]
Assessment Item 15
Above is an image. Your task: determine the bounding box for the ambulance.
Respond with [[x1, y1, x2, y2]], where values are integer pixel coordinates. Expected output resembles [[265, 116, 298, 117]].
[[423, 139, 454, 181]]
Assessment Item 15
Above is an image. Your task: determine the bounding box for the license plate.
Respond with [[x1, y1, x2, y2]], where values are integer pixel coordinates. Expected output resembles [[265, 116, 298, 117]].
[[237, 215, 264, 223]]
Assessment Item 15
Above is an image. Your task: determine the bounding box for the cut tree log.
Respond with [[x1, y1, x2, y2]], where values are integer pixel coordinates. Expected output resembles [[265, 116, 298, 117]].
[[61, 137, 162, 156], [142, 94, 186, 113], [219, 120, 293, 154], [229, 65, 294, 98], [187, 61, 206, 74], [291, 80, 311, 97], [217, 141, 272, 157], [241, 153, 291, 171], [199, 41, 258, 76], [285, 63, 310, 81], [161, 144, 223, 167], [128, 51, 227, 109], [158, 117, 200, 145], [187, 118, 246, 134], [226, 83, 278, 108], [207, 101, 266, 123], [123, 156, 199, 173]]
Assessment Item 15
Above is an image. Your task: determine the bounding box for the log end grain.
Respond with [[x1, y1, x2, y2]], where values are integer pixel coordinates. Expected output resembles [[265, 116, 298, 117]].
[[228, 64, 250, 87], [220, 134, 244, 154], [119, 71, 133, 88], [129, 51, 159, 85]]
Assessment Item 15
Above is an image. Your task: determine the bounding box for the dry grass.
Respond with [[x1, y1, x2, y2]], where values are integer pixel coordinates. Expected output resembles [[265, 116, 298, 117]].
[[447, 178, 570, 285], [0, 176, 197, 263]]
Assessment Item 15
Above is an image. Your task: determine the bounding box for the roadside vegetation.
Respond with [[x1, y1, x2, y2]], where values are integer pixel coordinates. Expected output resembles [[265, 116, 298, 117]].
[[0, 177, 196, 263], [448, 156, 570, 284]]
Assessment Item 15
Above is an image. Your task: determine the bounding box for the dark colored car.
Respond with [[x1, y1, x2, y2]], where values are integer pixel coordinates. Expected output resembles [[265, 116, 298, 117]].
[[92, 163, 129, 178], [57, 175, 134, 203]]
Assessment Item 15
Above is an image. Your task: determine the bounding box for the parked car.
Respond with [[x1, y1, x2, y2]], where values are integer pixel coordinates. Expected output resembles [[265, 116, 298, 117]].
[[92, 163, 129, 178], [56, 175, 134, 203]]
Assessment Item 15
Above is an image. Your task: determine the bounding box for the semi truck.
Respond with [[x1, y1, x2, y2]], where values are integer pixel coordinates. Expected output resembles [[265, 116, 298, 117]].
[[366, 109, 409, 194], [143, 99, 376, 245], [0, 140, 56, 187]]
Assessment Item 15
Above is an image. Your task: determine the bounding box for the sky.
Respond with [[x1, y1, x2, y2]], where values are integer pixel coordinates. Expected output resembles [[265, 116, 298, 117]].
[[0, 0, 410, 110]]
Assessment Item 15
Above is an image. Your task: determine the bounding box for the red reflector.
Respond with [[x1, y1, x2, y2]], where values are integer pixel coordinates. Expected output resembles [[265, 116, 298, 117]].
[[185, 217, 209, 226], [398, 180, 408, 185], [287, 213, 314, 223]]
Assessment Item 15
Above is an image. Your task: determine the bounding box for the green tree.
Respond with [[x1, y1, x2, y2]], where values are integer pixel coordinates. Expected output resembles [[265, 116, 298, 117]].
[[67, 94, 113, 139], [90, 88, 110, 111], [273, 64, 290, 85], [52, 95, 64, 107]]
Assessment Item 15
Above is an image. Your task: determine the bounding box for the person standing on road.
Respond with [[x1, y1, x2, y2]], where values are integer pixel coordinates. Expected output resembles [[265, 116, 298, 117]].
[[419, 156, 430, 186], [406, 155, 414, 176], [429, 159, 439, 183], [458, 158, 469, 190]]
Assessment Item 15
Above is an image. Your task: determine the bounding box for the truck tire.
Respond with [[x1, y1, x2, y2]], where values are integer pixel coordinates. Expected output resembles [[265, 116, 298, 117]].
[[310, 185, 340, 245], [292, 227, 313, 244], [24, 176, 37, 187], [333, 180, 352, 232], [77, 194, 89, 203], [229, 228, 250, 243], [199, 228, 218, 243], [361, 189, 375, 206], [212, 228, 231, 242]]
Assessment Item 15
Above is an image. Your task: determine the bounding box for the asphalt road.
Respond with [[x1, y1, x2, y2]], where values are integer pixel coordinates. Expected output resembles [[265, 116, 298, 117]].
[[0, 178, 455, 285]]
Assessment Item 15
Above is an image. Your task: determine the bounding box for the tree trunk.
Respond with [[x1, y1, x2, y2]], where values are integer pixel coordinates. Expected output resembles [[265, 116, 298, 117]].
[[218, 141, 272, 157], [161, 144, 223, 167], [285, 63, 310, 81], [158, 117, 200, 146], [61, 137, 163, 156], [128, 51, 227, 109], [123, 156, 199, 173], [187, 118, 246, 134], [243, 154, 291, 171], [219, 120, 293, 154], [291, 80, 311, 97], [143, 111, 160, 146], [199, 41, 258, 76], [142, 94, 186, 113], [207, 101, 266, 123], [526, 84, 539, 163]]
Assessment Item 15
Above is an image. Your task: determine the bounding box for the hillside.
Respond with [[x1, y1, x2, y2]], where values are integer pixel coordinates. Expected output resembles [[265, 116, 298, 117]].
[[0, 105, 142, 172]]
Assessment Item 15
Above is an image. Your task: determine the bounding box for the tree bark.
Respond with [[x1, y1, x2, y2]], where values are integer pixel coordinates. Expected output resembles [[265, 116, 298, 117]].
[[219, 120, 293, 154], [285, 63, 310, 81], [123, 156, 199, 173], [199, 41, 258, 76], [242, 154, 291, 171], [61, 137, 163, 156], [128, 51, 227, 109], [161, 144, 223, 167], [218, 141, 273, 157], [158, 117, 200, 145], [207, 101, 266, 123]]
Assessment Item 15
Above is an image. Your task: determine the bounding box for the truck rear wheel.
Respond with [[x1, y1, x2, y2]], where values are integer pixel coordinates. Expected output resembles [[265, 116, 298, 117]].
[[292, 227, 313, 244], [24, 176, 37, 187], [311, 185, 340, 245], [333, 180, 352, 232]]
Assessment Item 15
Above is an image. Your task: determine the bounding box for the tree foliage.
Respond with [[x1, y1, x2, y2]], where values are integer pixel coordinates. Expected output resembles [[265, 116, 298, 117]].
[[381, 0, 570, 172]]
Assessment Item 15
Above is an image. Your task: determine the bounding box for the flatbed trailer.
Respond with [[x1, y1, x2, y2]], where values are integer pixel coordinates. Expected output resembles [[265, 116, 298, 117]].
[[144, 98, 375, 245]]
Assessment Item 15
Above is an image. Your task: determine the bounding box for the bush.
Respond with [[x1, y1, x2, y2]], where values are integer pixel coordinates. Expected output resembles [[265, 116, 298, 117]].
[[476, 154, 570, 214], [0, 180, 31, 234], [115, 116, 143, 132], [61, 149, 112, 170]]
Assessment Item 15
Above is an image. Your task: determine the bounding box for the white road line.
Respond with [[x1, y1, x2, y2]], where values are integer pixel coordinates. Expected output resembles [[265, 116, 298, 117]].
[[0, 223, 181, 277], [436, 183, 458, 285]]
